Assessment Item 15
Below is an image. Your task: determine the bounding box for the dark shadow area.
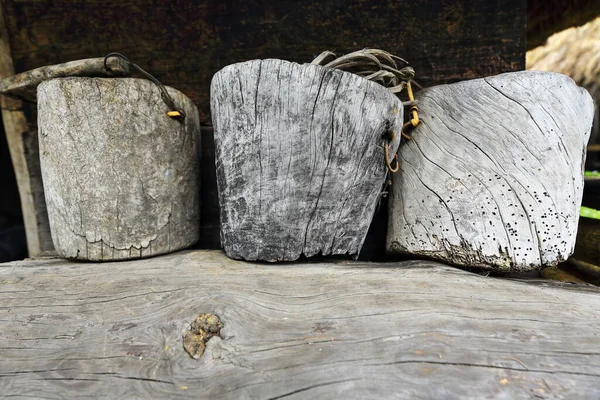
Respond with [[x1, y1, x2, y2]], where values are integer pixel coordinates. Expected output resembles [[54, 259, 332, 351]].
[[0, 120, 27, 262], [527, 0, 600, 49]]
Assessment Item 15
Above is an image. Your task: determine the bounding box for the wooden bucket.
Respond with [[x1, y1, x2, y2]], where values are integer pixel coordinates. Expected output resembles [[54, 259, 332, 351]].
[[387, 71, 595, 272], [37, 77, 201, 260], [211, 59, 403, 261]]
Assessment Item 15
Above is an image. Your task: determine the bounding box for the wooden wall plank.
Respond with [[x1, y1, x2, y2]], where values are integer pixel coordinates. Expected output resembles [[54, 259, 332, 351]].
[[1, 0, 526, 121]]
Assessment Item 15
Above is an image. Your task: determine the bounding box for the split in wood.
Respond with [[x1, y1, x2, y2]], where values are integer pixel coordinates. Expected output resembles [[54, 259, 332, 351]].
[[183, 313, 223, 359]]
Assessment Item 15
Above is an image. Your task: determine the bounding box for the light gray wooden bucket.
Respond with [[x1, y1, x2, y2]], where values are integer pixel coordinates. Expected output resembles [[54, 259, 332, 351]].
[[37, 76, 201, 260], [386, 71, 594, 272]]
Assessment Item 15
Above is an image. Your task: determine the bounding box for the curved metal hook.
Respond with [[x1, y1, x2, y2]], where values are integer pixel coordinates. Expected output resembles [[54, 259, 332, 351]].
[[384, 142, 399, 173]]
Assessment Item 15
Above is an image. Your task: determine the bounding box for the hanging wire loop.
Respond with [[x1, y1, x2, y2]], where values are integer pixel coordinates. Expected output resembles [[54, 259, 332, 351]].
[[400, 81, 419, 140], [103, 52, 185, 121]]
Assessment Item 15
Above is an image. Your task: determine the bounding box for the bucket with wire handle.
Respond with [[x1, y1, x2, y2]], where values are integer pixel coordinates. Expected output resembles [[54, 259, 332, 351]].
[[37, 53, 201, 261], [211, 49, 415, 262]]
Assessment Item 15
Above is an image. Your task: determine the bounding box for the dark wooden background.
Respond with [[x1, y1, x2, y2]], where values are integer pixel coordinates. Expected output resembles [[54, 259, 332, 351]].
[[2, 0, 525, 120], [1, 0, 526, 257]]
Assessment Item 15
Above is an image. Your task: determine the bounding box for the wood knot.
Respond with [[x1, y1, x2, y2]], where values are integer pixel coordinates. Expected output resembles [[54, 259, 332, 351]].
[[183, 313, 223, 359]]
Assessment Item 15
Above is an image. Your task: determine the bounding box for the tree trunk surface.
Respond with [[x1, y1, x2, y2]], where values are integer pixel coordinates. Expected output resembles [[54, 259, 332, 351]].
[[2, 250, 600, 399], [387, 71, 594, 272], [37, 77, 201, 260], [211, 59, 402, 261]]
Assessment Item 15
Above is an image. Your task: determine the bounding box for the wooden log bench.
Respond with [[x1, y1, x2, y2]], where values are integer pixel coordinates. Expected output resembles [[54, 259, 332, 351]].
[[1, 250, 600, 398]]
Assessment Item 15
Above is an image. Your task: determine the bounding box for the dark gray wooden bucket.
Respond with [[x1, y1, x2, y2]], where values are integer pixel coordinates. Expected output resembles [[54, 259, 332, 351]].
[[211, 59, 403, 261]]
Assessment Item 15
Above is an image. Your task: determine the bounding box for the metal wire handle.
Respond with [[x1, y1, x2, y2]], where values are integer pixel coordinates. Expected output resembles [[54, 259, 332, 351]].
[[103, 52, 185, 120]]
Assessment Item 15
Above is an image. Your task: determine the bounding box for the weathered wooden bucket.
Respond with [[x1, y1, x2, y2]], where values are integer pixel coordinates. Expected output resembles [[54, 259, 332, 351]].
[[387, 71, 595, 272], [211, 59, 403, 261], [37, 73, 201, 260]]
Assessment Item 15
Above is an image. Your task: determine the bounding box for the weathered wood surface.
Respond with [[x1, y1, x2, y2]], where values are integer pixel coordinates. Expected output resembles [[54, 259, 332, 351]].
[[1, 250, 600, 399], [37, 77, 201, 260], [212, 59, 402, 261], [0, 3, 53, 257], [388, 71, 595, 272], [0, 57, 131, 102]]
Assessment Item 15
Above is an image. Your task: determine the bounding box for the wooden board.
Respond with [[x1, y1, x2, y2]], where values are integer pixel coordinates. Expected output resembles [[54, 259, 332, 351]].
[[211, 59, 402, 261], [1, 250, 600, 398], [387, 71, 594, 272]]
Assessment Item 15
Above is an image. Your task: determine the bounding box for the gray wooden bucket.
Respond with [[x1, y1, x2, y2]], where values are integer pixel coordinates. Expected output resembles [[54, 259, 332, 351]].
[[211, 59, 403, 261], [37, 77, 201, 260], [386, 71, 594, 272]]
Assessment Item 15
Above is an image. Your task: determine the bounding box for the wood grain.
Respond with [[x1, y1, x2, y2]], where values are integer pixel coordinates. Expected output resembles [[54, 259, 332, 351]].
[[387, 71, 595, 272], [1, 250, 600, 398], [37, 77, 201, 260], [211, 59, 402, 261]]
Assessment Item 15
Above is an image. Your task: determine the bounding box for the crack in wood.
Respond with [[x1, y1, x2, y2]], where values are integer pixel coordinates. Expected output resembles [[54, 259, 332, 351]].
[[367, 359, 600, 378]]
